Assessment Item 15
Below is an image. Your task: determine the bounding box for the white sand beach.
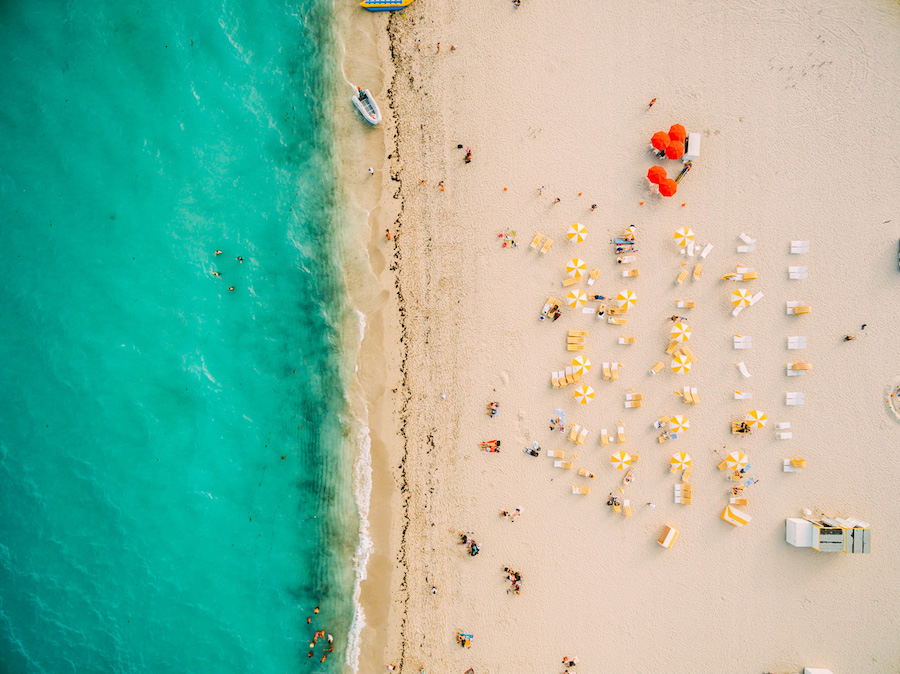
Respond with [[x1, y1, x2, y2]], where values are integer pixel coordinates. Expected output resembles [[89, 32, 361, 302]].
[[345, 1, 900, 672]]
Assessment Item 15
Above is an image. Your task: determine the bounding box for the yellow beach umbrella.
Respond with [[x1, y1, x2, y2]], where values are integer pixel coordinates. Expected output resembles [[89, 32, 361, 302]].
[[616, 290, 637, 310], [745, 409, 767, 430], [572, 355, 592, 375], [725, 451, 748, 471], [566, 258, 587, 278], [731, 288, 752, 307], [610, 451, 632, 470], [673, 227, 695, 247], [567, 222, 586, 243], [670, 322, 692, 342], [567, 289, 588, 309], [573, 385, 595, 405], [668, 415, 690, 434], [671, 354, 692, 374], [670, 452, 692, 471]]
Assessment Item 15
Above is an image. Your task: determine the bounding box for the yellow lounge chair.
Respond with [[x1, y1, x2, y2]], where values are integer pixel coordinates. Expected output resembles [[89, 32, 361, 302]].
[[551, 372, 560, 388], [658, 525, 679, 548], [649, 361, 663, 375], [629, 453, 640, 463], [547, 448, 565, 459], [622, 268, 639, 277], [624, 399, 642, 408], [607, 317, 627, 325], [791, 362, 811, 371], [626, 393, 643, 401], [618, 335, 635, 345], [562, 277, 577, 287], [616, 423, 626, 443], [622, 500, 633, 517], [790, 458, 807, 468], [568, 329, 587, 337], [665, 341, 679, 355], [681, 387, 694, 404], [717, 460, 728, 471], [567, 344, 585, 351], [608, 306, 626, 315], [576, 428, 589, 445], [590, 268, 600, 281], [572, 485, 591, 495], [600, 429, 609, 446], [681, 466, 693, 482], [730, 497, 749, 506], [676, 269, 688, 284], [568, 425, 580, 442], [676, 300, 696, 309], [690, 387, 700, 404], [741, 271, 757, 281], [530, 233, 544, 250], [613, 503, 622, 513], [554, 460, 574, 470], [602, 362, 611, 380], [540, 238, 553, 254], [610, 362, 620, 381], [680, 345, 696, 361], [793, 305, 810, 314], [565, 367, 575, 384], [577, 468, 595, 478], [693, 263, 702, 280]]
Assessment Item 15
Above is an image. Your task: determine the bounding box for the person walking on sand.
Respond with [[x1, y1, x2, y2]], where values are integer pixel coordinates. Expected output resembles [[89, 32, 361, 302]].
[[368, 167, 374, 175], [436, 43, 440, 54], [843, 335, 856, 341], [590, 204, 597, 211], [648, 98, 657, 109], [553, 197, 561, 204], [385, 229, 392, 241]]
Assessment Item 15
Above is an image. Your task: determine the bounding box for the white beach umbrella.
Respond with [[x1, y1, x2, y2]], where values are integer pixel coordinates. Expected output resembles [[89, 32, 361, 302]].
[[616, 290, 637, 310], [567, 223, 586, 243], [671, 354, 692, 374], [670, 322, 692, 342], [566, 258, 587, 278], [572, 356, 592, 375], [673, 227, 695, 247], [567, 289, 588, 309], [573, 385, 595, 405]]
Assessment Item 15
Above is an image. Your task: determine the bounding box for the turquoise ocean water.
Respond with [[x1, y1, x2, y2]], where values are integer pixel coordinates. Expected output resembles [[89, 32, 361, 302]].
[[0, 2, 360, 672]]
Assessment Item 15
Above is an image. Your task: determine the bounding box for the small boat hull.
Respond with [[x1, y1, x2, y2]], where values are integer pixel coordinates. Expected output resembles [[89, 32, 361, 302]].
[[352, 90, 382, 126], [360, 0, 413, 11]]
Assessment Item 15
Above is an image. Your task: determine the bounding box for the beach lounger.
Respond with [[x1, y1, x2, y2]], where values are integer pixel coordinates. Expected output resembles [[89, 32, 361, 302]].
[[611, 362, 620, 380], [602, 362, 611, 380], [676, 269, 688, 284], [786, 392, 805, 406], [616, 423, 626, 443], [676, 300, 695, 309], [717, 460, 729, 471], [572, 485, 591, 495], [736, 361, 751, 378], [612, 503, 622, 513], [686, 241, 695, 257], [558, 370, 570, 388], [681, 466, 692, 482], [680, 346, 695, 362], [736, 244, 756, 253], [575, 428, 589, 445], [653, 416, 670, 429], [565, 366, 575, 384], [666, 340, 679, 355], [546, 448, 565, 459], [621, 268, 639, 277], [618, 335, 636, 345], [730, 497, 749, 506], [731, 304, 744, 317], [625, 392, 643, 401], [790, 240, 810, 254], [622, 500, 633, 517], [551, 371, 561, 388], [608, 306, 626, 315], [693, 263, 702, 280], [658, 525, 679, 548], [567, 343, 585, 351], [680, 387, 694, 404], [562, 277, 578, 287], [793, 305, 810, 314], [649, 361, 663, 375], [785, 301, 806, 315], [697, 242, 713, 259], [541, 296, 560, 316], [787, 336, 807, 350], [607, 317, 627, 325], [782, 458, 805, 473], [577, 467, 594, 478], [540, 238, 553, 254], [789, 265, 808, 280], [600, 429, 609, 445], [569, 330, 587, 337], [554, 461, 574, 469], [748, 291, 764, 306], [568, 424, 580, 442], [777, 432, 793, 440], [739, 233, 757, 245], [737, 271, 757, 281], [733, 334, 752, 349], [690, 387, 699, 404], [734, 390, 752, 400], [587, 268, 600, 286], [530, 233, 544, 250], [788, 361, 811, 373]]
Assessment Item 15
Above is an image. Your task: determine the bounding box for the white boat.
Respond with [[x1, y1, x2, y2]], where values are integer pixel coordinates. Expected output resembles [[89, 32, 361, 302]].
[[352, 87, 381, 126]]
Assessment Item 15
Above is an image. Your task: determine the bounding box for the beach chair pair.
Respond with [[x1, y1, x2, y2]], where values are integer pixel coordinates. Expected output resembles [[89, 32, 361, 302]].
[[735, 361, 752, 378], [786, 301, 810, 315], [731, 420, 751, 435], [572, 485, 591, 495], [790, 240, 810, 254], [675, 268, 688, 284], [587, 268, 600, 286], [692, 263, 702, 280], [674, 484, 692, 505], [620, 268, 640, 278], [733, 334, 752, 350], [736, 233, 756, 254], [541, 296, 560, 317], [624, 392, 643, 409], [786, 392, 805, 406], [676, 299, 695, 309], [783, 458, 806, 473], [787, 362, 811, 376], [554, 460, 574, 470], [531, 233, 553, 254], [721, 505, 751, 527], [787, 336, 807, 350], [733, 390, 752, 400], [658, 525, 679, 548], [776, 421, 792, 440], [789, 265, 808, 280], [679, 386, 700, 405], [602, 362, 621, 380]]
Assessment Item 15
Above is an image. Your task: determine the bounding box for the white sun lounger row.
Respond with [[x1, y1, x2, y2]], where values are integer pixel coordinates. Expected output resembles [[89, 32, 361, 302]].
[[733, 334, 752, 349], [789, 266, 808, 280], [791, 240, 809, 254], [786, 392, 805, 406], [776, 422, 792, 440], [788, 336, 807, 350]]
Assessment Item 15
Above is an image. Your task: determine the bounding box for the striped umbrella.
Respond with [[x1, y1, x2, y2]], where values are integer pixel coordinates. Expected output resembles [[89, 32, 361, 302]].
[[572, 356, 592, 375], [567, 289, 587, 309], [616, 290, 637, 310], [573, 385, 595, 405], [567, 223, 586, 243], [566, 258, 587, 278], [610, 451, 633, 470], [745, 409, 767, 430], [668, 415, 690, 434], [670, 452, 692, 471], [670, 322, 692, 342], [671, 354, 692, 374], [731, 288, 752, 307], [673, 227, 694, 247], [725, 451, 748, 471]]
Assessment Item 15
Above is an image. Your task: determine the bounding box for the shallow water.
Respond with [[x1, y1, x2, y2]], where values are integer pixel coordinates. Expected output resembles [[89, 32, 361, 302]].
[[0, 1, 357, 671]]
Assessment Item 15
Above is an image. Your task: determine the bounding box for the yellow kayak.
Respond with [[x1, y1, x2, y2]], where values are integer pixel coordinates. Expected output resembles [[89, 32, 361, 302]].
[[361, 0, 414, 11]]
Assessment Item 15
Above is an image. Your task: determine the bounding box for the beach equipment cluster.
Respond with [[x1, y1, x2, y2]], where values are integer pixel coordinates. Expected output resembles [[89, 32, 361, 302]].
[[647, 124, 700, 196]]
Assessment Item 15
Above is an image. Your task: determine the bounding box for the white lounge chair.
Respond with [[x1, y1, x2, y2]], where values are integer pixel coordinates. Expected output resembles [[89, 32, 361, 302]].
[[775, 422, 791, 430], [786, 392, 805, 406], [731, 304, 744, 317], [787, 336, 807, 350], [686, 241, 695, 257], [736, 245, 756, 253], [736, 361, 751, 378], [739, 233, 756, 245], [782, 459, 802, 472], [777, 432, 793, 440], [700, 243, 713, 259], [789, 265, 808, 280], [734, 390, 752, 400], [748, 291, 764, 306], [790, 240, 810, 254], [617, 255, 636, 264], [733, 334, 752, 350]]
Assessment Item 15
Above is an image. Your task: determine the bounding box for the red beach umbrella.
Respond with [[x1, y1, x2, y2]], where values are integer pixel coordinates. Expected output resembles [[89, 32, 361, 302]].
[[651, 131, 671, 151], [668, 124, 687, 143], [658, 178, 678, 197], [647, 165, 667, 185], [665, 141, 685, 160]]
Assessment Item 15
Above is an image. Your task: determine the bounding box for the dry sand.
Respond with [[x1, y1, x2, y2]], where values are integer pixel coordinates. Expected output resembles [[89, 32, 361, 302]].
[[345, 1, 900, 672]]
